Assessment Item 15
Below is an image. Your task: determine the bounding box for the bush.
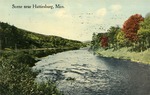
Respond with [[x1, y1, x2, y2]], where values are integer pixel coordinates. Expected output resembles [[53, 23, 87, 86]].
[[14, 52, 37, 67], [1, 51, 37, 67], [0, 52, 62, 95]]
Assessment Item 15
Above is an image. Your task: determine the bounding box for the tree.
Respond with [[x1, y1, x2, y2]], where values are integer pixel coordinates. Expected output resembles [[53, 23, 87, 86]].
[[100, 35, 108, 48], [137, 13, 150, 50], [91, 33, 100, 50], [107, 26, 121, 48], [116, 31, 127, 47], [122, 14, 144, 42], [145, 12, 150, 18]]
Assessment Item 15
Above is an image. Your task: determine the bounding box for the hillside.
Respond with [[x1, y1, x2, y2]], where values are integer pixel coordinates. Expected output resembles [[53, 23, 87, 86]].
[[0, 22, 84, 50]]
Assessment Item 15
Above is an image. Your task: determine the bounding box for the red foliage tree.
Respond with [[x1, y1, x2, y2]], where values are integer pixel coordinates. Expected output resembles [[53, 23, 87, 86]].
[[122, 14, 144, 41], [100, 36, 108, 48]]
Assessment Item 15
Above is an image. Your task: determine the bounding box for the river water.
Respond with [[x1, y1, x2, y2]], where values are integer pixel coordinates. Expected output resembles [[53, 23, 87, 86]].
[[32, 49, 150, 95]]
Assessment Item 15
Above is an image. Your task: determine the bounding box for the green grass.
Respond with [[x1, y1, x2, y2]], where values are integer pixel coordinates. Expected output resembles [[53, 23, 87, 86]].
[[0, 50, 64, 95], [96, 47, 150, 64]]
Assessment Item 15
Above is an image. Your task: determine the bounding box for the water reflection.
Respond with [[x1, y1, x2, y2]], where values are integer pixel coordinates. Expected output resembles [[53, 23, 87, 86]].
[[33, 49, 150, 95]]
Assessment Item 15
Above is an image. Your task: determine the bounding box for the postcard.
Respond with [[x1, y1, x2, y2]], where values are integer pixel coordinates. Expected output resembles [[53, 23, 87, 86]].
[[0, 0, 150, 95]]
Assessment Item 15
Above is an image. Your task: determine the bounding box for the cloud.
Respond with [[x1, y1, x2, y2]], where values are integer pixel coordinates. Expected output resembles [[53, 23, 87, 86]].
[[96, 8, 107, 17], [54, 9, 72, 18], [92, 8, 107, 25], [110, 4, 122, 13]]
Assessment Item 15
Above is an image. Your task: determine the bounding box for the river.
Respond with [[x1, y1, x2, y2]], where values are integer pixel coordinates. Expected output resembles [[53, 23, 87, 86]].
[[32, 48, 150, 95]]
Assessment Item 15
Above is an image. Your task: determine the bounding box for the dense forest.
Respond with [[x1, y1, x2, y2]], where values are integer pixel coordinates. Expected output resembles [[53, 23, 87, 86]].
[[91, 13, 150, 52], [0, 22, 85, 50]]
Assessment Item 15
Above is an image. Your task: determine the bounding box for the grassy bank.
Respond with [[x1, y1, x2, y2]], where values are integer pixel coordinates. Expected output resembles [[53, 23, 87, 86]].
[[95, 48, 150, 64], [0, 51, 63, 95], [0, 46, 81, 95]]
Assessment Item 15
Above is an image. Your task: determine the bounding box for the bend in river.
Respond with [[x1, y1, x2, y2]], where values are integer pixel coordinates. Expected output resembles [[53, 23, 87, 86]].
[[32, 49, 150, 95]]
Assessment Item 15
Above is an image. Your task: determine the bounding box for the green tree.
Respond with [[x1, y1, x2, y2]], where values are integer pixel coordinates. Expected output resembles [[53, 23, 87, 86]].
[[107, 26, 121, 49], [91, 33, 98, 50], [138, 14, 150, 51], [116, 31, 127, 47]]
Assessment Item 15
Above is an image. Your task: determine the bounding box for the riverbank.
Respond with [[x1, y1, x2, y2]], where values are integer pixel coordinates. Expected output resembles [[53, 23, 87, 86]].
[[0, 51, 62, 95], [33, 48, 150, 95], [0, 47, 81, 95], [95, 47, 150, 64]]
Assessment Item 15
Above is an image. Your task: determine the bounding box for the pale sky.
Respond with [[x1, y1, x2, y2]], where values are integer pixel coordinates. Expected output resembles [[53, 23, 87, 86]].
[[0, 0, 150, 41]]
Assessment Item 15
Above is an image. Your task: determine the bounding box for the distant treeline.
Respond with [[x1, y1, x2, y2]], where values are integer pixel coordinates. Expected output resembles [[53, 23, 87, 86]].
[[0, 22, 85, 50], [91, 13, 150, 52]]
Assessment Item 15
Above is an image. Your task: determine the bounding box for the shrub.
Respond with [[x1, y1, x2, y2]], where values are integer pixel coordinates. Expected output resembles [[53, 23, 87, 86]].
[[0, 52, 62, 95]]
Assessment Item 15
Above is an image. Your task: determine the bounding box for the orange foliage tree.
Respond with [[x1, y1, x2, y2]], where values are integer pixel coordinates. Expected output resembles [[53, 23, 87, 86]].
[[122, 14, 144, 41]]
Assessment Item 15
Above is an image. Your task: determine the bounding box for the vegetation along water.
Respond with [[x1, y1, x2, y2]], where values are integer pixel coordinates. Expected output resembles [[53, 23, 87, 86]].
[[0, 22, 85, 95], [91, 13, 150, 64]]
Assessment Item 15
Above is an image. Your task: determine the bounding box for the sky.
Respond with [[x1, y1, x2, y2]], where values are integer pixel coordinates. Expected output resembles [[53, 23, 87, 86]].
[[0, 0, 150, 41]]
